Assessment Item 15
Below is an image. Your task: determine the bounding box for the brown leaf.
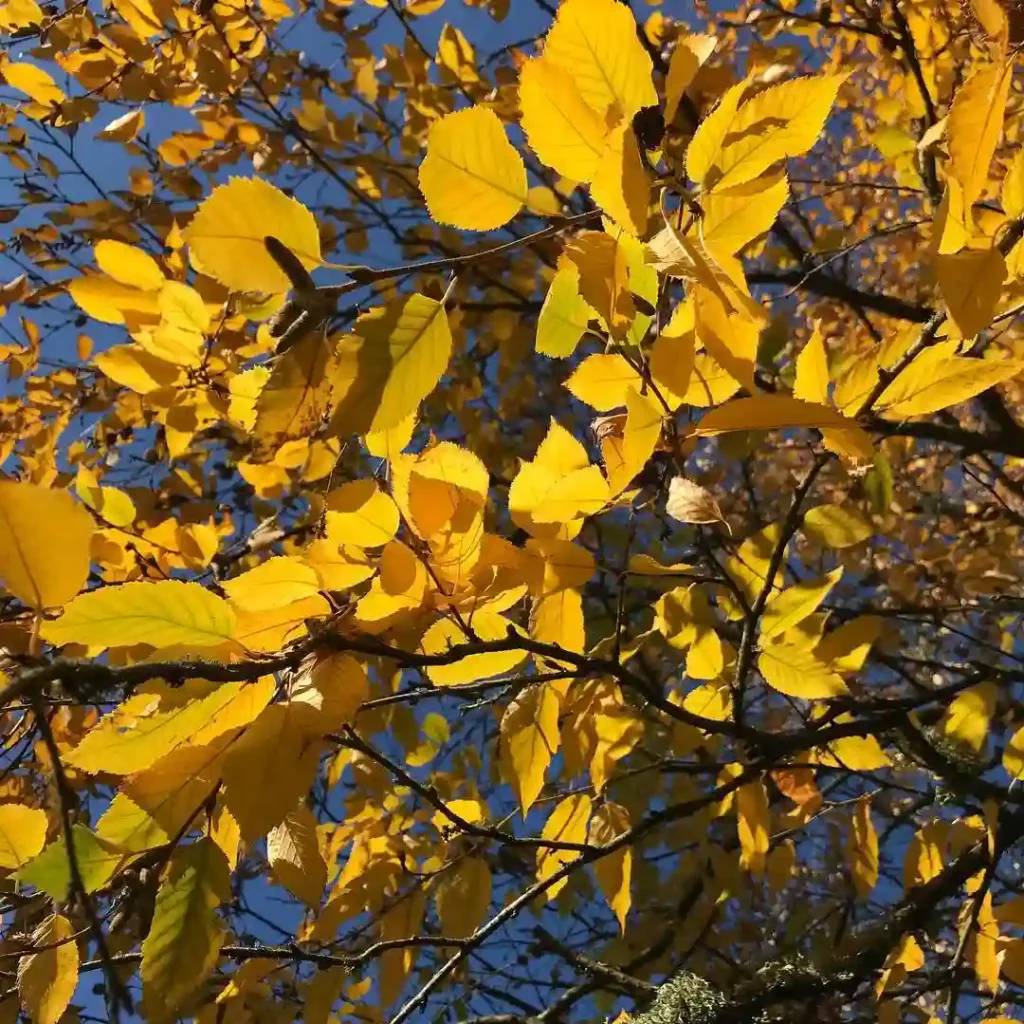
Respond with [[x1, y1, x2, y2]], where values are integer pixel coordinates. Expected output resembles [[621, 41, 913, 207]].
[[665, 476, 728, 529]]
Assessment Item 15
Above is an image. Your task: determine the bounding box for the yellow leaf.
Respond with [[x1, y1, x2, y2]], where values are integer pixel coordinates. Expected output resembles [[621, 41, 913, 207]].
[[815, 615, 880, 673], [761, 568, 842, 641], [692, 286, 759, 392], [141, 282, 209, 368], [562, 232, 635, 340], [935, 247, 1006, 338], [267, 804, 327, 907], [364, 410, 416, 462], [707, 74, 847, 193], [97, 740, 228, 854], [0, 0, 43, 30], [223, 556, 321, 612], [509, 420, 590, 540], [0, 804, 47, 870], [418, 106, 526, 231], [904, 823, 945, 888], [67, 678, 274, 776], [687, 627, 723, 680], [421, 610, 527, 686], [408, 445, 488, 538], [610, 387, 662, 494], [686, 77, 748, 188], [185, 177, 321, 293], [296, 652, 369, 730], [589, 802, 631, 931], [518, 57, 608, 182], [948, 62, 1013, 211], [1003, 148, 1024, 219], [94, 343, 181, 392], [94, 239, 164, 291], [793, 324, 829, 405], [68, 274, 161, 325], [17, 914, 78, 1024], [328, 293, 452, 435], [847, 796, 878, 898], [324, 479, 400, 547], [536, 263, 595, 358], [353, 540, 426, 626], [973, 891, 1000, 993], [228, 367, 270, 432], [534, 420, 596, 475], [252, 333, 336, 455], [802, 504, 872, 548], [695, 395, 871, 452], [882, 351, 1023, 419], [664, 34, 716, 125], [303, 535, 376, 591], [564, 354, 642, 412], [941, 683, 996, 754], [501, 684, 560, 815], [536, 793, 590, 900], [4, 62, 63, 105], [736, 779, 769, 878], [532, 465, 610, 523], [435, 857, 491, 939], [0, 482, 93, 610], [42, 580, 237, 651], [220, 706, 324, 840], [682, 682, 730, 721], [685, 353, 743, 407], [379, 886, 427, 1007], [648, 310, 696, 410], [141, 839, 229, 1022], [700, 171, 789, 258], [1002, 938, 1024, 986], [590, 119, 650, 236], [1003, 724, 1024, 778], [530, 586, 584, 655], [75, 466, 136, 529], [96, 108, 145, 142], [542, 0, 656, 120], [435, 23, 477, 86], [528, 540, 598, 600], [722, 521, 784, 606], [817, 721, 890, 771], [206, 802, 240, 872], [758, 643, 848, 699], [233, 593, 330, 653]]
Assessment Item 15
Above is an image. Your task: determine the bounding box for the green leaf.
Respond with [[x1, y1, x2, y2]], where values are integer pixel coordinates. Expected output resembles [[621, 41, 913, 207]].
[[19, 825, 129, 900], [141, 838, 230, 1022], [41, 580, 237, 651]]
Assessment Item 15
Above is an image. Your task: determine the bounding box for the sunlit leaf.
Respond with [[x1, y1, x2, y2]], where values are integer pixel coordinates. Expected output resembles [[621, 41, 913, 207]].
[[518, 56, 608, 182], [17, 914, 78, 1024], [758, 643, 848, 699], [0, 804, 47, 870], [0, 482, 93, 610], [536, 793, 590, 900], [42, 580, 237, 651], [948, 61, 1013, 210], [185, 177, 321, 293], [418, 106, 527, 230]]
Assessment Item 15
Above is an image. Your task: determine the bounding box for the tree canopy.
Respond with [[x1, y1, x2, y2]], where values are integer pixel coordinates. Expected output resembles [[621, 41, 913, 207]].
[[0, 0, 1024, 1022]]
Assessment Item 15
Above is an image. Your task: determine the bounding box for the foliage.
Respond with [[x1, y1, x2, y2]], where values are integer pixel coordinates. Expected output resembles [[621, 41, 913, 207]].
[[0, 0, 1023, 1022]]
